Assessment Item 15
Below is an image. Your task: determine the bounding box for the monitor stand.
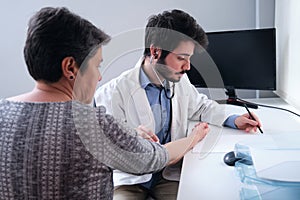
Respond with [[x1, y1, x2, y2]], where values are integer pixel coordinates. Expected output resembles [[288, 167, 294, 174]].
[[216, 88, 258, 109]]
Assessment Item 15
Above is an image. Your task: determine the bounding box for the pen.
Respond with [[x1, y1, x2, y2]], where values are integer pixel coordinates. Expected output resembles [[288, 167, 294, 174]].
[[243, 103, 263, 134]]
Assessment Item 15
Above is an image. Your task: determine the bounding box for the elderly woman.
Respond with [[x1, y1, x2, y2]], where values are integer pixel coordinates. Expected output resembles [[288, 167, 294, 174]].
[[0, 7, 209, 199]]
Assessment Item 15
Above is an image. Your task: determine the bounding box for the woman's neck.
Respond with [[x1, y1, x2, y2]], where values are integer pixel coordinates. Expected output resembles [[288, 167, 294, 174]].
[[8, 81, 73, 102]]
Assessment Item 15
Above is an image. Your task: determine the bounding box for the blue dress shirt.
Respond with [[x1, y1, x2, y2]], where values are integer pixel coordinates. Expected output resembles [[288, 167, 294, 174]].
[[140, 68, 172, 145]]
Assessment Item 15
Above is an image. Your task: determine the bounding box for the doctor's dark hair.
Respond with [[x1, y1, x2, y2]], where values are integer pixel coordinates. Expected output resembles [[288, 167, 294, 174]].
[[24, 7, 111, 83], [143, 9, 208, 60]]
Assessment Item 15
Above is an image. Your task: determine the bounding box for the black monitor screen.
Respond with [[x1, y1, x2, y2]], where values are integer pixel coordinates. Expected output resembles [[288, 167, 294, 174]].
[[187, 28, 276, 91]]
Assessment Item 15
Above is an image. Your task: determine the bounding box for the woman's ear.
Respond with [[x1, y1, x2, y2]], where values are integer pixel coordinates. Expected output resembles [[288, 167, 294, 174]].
[[61, 57, 78, 80]]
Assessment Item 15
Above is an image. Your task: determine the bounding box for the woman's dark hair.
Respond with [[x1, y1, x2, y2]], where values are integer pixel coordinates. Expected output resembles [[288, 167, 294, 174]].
[[24, 7, 111, 83], [143, 9, 208, 59]]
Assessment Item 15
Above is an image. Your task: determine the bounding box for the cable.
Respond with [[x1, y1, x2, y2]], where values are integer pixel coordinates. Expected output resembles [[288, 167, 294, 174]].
[[236, 97, 300, 118]]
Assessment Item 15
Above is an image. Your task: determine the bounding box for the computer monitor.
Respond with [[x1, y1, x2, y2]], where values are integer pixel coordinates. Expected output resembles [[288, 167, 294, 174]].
[[187, 28, 276, 108]]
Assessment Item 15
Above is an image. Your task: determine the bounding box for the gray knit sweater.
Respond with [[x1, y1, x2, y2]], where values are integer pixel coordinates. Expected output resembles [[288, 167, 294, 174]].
[[0, 99, 168, 199]]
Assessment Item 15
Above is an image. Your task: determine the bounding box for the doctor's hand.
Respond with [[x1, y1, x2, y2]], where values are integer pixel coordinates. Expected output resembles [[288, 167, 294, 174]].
[[135, 125, 160, 143], [235, 112, 262, 133]]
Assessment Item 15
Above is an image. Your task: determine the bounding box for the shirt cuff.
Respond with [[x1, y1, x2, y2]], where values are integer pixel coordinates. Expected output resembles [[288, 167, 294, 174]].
[[223, 114, 240, 129]]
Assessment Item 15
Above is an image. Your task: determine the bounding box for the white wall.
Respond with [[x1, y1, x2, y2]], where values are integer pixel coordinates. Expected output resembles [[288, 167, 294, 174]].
[[275, 0, 300, 110], [0, 0, 274, 99]]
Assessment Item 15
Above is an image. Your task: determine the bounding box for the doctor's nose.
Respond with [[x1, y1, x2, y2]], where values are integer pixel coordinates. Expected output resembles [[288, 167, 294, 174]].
[[182, 60, 191, 71]]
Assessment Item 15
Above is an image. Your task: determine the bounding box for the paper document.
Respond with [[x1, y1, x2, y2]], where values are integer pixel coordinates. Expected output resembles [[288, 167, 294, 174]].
[[192, 127, 273, 154], [193, 130, 300, 151], [251, 148, 300, 182]]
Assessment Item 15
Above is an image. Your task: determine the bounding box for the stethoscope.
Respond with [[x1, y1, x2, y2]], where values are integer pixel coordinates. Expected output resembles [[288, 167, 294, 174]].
[[150, 56, 175, 100], [149, 55, 175, 143]]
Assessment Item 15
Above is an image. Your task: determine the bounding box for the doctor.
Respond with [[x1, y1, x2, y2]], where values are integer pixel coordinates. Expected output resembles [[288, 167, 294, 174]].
[[95, 9, 262, 200]]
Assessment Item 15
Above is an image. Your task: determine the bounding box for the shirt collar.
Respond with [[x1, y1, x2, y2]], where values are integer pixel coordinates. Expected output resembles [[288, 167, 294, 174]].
[[140, 67, 152, 89]]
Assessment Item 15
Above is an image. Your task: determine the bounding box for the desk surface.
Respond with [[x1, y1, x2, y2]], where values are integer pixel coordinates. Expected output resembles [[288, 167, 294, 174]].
[[177, 98, 300, 200]]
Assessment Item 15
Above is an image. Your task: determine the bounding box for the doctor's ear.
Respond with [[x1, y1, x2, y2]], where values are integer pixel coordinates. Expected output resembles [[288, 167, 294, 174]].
[[150, 45, 161, 59], [154, 51, 158, 59]]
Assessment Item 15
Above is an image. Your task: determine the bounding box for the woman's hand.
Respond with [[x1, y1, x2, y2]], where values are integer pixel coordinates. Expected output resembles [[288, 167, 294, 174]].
[[164, 122, 210, 165], [188, 122, 210, 148], [135, 125, 159, 143]]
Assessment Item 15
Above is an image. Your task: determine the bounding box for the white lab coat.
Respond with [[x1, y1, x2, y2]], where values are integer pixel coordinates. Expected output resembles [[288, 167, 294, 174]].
[[94, 58, 229, 186]]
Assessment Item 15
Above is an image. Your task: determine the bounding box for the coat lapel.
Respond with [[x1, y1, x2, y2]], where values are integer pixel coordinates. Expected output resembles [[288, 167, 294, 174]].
[[126, 59, 156, 132]]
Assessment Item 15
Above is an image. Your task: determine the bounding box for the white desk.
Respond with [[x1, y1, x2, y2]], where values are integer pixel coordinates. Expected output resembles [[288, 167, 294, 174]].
[[177, 98, 300, 200]]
